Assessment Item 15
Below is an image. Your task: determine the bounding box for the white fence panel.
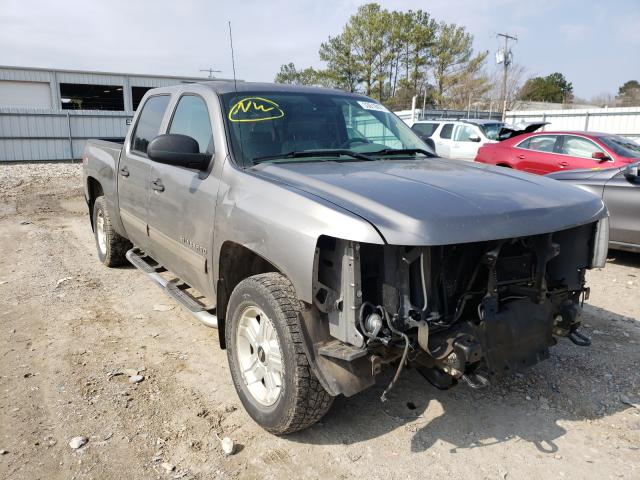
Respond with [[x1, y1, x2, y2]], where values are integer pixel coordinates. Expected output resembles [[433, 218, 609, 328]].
[[505, 107, 640, 140]]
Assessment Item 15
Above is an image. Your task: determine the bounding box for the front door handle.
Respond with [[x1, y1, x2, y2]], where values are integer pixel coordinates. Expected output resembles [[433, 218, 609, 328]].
[[119, 166, 130, 177], [151, 179, 165, 192], [516, 154, 525, 159], [557, 161, 569, 167]]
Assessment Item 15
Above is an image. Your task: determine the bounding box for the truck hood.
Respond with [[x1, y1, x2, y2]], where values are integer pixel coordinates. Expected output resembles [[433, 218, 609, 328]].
[[253, 158, 606, 245]]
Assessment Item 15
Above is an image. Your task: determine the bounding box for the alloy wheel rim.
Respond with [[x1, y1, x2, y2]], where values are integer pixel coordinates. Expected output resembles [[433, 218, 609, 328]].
[[235, 306, 283, 406]]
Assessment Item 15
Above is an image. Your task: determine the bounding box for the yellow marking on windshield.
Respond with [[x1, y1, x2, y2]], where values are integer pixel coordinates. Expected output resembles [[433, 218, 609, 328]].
[[228, 97, 285, 122]]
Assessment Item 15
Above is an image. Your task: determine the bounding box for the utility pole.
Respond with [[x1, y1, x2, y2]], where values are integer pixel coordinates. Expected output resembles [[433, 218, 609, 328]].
[[496, 32, 517, 121], [199, 68, 222, 79]]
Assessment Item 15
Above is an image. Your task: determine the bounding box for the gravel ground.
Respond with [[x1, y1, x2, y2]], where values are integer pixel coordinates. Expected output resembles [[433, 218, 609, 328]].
[[0, 162, 638, 480]]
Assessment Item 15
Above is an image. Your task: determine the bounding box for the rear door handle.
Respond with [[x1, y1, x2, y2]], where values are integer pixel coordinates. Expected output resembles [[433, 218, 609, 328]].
[[119, 166, 130, 177], [516, 154, 525, 159], [558, 161, 569, 167], [151, 179, 165, 192]]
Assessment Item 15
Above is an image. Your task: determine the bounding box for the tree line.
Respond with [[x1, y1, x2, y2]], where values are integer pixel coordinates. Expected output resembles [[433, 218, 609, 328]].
[[517, 75, 639, 107], [274, 3, 640, 111], [274, 3, 489, 111]]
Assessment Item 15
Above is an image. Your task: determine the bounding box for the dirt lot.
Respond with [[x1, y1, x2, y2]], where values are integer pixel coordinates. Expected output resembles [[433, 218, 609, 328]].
[[0, 163, 639, 480]]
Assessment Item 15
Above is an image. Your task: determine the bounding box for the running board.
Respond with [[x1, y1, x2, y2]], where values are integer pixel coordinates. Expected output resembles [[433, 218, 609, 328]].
[[125, 248, 218, 328]]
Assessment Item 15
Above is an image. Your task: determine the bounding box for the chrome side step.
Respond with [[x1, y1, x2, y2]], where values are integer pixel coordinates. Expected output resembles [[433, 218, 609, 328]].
[[125, 248, 218, 328]]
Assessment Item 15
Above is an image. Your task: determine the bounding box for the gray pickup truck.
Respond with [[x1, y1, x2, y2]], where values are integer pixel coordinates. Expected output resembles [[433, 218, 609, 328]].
[[83, 81, 608, 434]]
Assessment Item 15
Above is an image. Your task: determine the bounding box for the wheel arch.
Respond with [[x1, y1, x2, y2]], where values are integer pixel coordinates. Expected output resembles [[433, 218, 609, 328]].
[[86, 176, 104, 230], [216, 241, 284, 349]]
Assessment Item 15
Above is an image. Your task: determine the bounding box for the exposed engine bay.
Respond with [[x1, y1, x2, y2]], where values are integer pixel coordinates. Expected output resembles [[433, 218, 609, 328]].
[[309, 221, 604, 398]]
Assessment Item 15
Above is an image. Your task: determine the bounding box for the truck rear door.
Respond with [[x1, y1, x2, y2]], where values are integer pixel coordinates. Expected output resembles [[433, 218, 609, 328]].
[[118, 94, 171, 249], [146, 93, 218, 296], [434, 123, 454, 158]]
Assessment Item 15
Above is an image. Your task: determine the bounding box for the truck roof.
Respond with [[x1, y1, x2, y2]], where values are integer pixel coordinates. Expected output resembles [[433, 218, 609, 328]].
[[199, 80, 366, 97]]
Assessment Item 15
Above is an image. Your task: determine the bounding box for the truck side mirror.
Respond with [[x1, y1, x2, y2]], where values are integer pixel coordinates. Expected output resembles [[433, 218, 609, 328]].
[[147, 134, 211, 170], [468, 134, 481, 142]]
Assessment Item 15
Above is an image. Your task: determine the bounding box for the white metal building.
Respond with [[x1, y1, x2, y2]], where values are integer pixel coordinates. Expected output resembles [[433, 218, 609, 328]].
[[0, 65, 234, 161]]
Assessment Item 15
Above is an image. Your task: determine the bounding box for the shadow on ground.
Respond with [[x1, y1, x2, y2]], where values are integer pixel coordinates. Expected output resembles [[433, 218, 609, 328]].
[[607, 249, 640, 268], [290, 304, 637, 455]]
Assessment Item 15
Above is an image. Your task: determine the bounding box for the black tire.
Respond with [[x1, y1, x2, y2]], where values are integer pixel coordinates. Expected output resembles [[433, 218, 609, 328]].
[[226, 273, 334, 434], [92, 196, 131, 267]]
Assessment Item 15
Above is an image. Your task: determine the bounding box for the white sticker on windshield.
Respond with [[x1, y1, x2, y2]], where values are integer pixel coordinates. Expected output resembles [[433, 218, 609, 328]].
[[357, 101, 388, 112]]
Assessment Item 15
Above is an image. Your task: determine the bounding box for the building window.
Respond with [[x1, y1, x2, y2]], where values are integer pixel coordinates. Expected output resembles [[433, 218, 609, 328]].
[[59, 83, 124, 110], [132, 86, 156, 111]]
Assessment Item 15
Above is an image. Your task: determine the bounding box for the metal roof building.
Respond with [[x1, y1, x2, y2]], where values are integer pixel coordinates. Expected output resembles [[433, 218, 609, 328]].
[[0, 65, 234, 161]]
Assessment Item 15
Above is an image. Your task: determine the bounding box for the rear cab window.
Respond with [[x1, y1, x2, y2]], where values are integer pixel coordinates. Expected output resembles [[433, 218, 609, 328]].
[[131, 95, 171, 155]]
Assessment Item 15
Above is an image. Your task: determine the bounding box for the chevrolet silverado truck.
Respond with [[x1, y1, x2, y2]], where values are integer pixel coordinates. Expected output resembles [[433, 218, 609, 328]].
[[83, 81, 609, 434]]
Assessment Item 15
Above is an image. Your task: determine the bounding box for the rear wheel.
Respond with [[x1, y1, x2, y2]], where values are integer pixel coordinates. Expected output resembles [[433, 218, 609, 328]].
[[226, 273, 333, 434], [92, 196, 131, 267]]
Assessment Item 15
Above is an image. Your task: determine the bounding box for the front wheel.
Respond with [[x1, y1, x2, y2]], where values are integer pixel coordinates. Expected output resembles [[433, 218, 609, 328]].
[[225, 273, 333, 434]]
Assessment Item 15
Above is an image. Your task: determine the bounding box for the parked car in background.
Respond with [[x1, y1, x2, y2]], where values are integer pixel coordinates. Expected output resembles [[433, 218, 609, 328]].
[[410, 119, 545, 161], [548, 162, 640, 253], [476, 131, 640, 174], [410, 119, 504, 160], [410, 120, 441, 150]]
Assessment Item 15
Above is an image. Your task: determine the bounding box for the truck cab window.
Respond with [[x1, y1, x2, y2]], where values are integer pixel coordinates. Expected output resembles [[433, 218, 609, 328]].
[[131, 95, 170, 155], [454, 125, 476, 142], [169, 95, 214, 154], [439, 123, 454, 139]]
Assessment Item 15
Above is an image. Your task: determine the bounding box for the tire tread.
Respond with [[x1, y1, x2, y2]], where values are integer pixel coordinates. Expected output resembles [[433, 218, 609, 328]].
[[93, 196, 131, 267], [232, 273, 333, 434]]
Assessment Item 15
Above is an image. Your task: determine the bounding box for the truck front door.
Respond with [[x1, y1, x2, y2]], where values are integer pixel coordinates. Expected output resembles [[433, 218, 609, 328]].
[[118, 94, 171, 250], [449, 124, 481, 161], [146, 94, 219, 297]]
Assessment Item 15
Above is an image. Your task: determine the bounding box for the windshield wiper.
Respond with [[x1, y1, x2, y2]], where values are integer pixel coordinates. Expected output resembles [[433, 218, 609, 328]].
[[369, 148, 436, 158], [252, 149, 374, 164]]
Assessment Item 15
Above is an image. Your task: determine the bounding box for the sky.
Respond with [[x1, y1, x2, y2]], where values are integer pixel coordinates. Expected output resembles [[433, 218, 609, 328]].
[[1, 0, 638, 99]]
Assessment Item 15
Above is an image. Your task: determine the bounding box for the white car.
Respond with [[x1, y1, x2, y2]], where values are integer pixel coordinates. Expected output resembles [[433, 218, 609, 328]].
[[410, 119, 504, 160], [410, 119, 547, 161]]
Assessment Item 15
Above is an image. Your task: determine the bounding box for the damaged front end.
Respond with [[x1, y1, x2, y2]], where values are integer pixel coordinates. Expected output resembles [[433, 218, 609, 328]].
[[307, 218, 608, 398]]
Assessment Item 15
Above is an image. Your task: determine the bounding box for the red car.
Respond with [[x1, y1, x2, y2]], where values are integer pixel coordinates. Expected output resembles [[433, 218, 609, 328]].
[[475, 131, 640, 174]]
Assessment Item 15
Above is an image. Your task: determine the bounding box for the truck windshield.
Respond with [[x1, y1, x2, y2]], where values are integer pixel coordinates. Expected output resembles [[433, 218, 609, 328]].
[[478, 122, 504, 141], [221, 91, 432, 166]]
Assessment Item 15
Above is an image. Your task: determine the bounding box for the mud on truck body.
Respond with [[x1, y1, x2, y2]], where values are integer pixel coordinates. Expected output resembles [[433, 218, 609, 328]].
[[83, 81, 608, 434]]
